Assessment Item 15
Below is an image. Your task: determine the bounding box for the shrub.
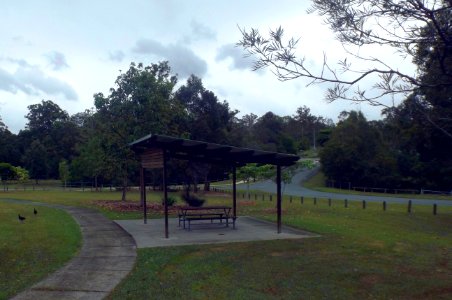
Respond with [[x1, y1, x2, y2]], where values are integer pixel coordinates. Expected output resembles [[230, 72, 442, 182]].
[[162, 195, 177, 207], [181, 191, 205, 207]]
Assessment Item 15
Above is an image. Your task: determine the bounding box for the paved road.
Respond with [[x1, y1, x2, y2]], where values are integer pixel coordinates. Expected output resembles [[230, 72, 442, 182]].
[[217, 168, 452, 207], [2, 199, 137, 300]]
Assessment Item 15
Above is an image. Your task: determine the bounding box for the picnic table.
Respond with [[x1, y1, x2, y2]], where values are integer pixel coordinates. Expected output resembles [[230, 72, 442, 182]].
[[178, 205, 235, 230]]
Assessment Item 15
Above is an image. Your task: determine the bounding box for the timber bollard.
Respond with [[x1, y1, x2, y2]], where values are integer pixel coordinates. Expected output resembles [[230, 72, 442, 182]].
[[314, 197, 317, 205], [362, 200, 366, 209], [345, 198, 348, 208], [328, 198, 331, 207], [301, 196, 304, 204], [433, 203, 437, 215], [290, 196, 292, 203], [408, 200, 412, 213], [383, 201, 387, 211], [270, 195, 272, 201]]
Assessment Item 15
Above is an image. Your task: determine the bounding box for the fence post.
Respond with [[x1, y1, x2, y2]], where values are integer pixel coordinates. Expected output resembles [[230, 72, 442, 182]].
[[383, 201, 387, 211], [328, 198, 331, 207], [290, 196, 292, 203], [344, 199, 348, 208], [301, 196, 304, 204], [433, 203, 437, 215], [314, 197, 317, 205], [408, 200, 412, 214], [362, 200, 366, 209], [270, 195, 272, 201]]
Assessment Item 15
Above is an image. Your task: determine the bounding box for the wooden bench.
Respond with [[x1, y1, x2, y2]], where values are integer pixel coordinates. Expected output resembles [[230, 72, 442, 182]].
[[178, 206, 234, 230]]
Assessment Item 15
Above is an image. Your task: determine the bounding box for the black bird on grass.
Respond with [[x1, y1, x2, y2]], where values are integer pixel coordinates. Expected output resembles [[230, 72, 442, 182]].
[[18, 214, 26, 223], [34, 208, 37, 216]]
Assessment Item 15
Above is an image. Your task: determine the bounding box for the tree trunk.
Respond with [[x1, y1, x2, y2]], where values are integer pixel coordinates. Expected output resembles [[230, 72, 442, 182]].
[[204, 180, 210, 191], [121, 176, 127, 201], [94, 175, 98, 192]]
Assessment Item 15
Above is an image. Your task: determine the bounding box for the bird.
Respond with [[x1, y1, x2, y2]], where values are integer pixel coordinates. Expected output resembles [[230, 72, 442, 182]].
[[34, 208, 37, 216], [18, 214, 26, 223]]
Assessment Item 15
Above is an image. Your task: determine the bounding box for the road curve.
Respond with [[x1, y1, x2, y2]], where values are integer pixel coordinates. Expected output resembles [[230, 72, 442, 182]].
[[217, 168, 452, 207]]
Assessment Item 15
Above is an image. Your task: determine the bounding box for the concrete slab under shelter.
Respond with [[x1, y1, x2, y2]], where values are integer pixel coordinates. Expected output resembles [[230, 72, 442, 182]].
[[115, 216, 318, 248]]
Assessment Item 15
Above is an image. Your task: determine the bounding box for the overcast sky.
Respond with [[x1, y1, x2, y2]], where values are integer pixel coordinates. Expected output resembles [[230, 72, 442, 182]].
[[0, 0, 415, 133]]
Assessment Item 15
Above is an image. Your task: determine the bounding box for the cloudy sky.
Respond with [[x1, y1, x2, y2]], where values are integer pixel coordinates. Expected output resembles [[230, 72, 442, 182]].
[[0, 0, 415, 133]]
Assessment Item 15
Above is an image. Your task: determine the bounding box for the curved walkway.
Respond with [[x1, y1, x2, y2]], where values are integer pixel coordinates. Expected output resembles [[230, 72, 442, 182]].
[[2, 199, 137, 300]]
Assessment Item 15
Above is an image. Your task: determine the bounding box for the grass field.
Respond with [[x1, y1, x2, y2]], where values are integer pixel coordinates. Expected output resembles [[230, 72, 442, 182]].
[[0, 201, 81, 300], [107, 197, 452, 299], [1, 190, 451, 299], [303, 171, 452, 201]]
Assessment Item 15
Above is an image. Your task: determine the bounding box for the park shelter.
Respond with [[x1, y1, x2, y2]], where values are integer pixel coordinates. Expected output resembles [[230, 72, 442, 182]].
[[129, 134, 300, 238]]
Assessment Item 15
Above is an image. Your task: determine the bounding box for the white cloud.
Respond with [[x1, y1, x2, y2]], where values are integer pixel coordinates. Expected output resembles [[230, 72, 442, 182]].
[[188, 20, 216, 42], [0, 63, 78, 101], [216, 43, 254, 70], [132, 38, 207, 78], [108, 50, 125, 62], [45, 51, 69, 70]]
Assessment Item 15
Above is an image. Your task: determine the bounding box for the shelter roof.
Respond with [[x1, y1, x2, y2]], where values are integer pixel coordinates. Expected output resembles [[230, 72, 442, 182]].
[[129, 134, 299, 166]]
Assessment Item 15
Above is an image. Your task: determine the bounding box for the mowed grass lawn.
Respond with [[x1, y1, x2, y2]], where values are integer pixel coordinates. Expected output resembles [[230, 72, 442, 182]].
[[0, 201, 81, 300], [1, 190, 451, 299]]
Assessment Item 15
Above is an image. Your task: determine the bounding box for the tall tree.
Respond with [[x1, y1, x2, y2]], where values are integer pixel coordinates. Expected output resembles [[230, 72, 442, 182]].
[[93, 62, 178, 200], [320, 111, 398, 187], [21, 100, 80, 178], [0, 116, 20, 165], [175, 75, 238, 190]]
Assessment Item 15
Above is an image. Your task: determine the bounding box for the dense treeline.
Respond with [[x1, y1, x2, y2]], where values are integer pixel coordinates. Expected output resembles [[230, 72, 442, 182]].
[[320, 6, 452, 191], [1, 34, 450, 192], [0, 62, 331, 194]]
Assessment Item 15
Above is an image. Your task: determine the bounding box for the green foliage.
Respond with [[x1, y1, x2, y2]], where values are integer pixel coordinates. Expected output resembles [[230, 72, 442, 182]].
[[13, 166, 29, 181], [163, 195, 177, 207], [320, 111, 398, 187], [181, 191, 205, 207], [0, 162, 15, 181]]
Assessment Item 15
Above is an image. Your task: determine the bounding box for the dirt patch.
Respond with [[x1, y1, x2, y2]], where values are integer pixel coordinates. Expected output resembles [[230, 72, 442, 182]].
[[95, 200, 181, 213]]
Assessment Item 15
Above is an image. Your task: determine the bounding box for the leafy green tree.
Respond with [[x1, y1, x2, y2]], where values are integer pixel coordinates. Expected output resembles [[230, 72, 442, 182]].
[[175, 75, 237, 144], [25, 100, 69, 134], [320, 111, 398, 187], [22, 139, 49, 183], [13, 166, 29, 182], [0, 163, 15, 182], [19, 100, 80, 179], [236, 163, 261, 198], [71, 135, 112, 190], [93, 62, 178, 200], [175, 75, 238, 190], [0, 117, 20, 165]]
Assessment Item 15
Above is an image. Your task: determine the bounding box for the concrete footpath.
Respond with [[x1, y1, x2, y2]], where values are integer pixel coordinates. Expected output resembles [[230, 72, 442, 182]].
[[6, 201, 137, 300]]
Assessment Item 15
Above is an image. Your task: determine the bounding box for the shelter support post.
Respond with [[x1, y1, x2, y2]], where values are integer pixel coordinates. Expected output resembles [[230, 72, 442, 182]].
[[232, 164, 237, 229], [141, 167, 147, 224], [163, 151, 169, 238], [277, 165, 282, 233]]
